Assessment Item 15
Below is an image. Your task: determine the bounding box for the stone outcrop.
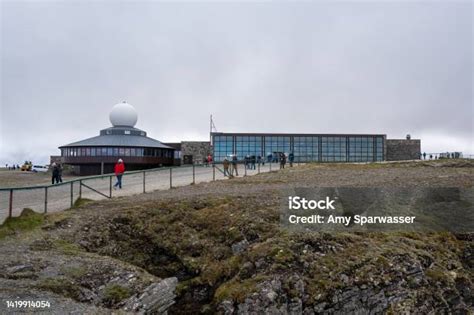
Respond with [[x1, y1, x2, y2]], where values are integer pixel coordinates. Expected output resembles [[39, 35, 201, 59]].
[[124, 277, 178, 314]]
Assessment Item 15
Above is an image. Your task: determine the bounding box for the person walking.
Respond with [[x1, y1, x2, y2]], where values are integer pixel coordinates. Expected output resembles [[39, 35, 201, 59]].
[[280, 153, 286, 169], [251, 155, 256, 170], [207, 154, 213, 167], [114, 159, 125, 189], [57, 163, 63, 183], [231, 155, 239, 176], [223, 158, 230, 176], [289, 152, 294, 167], [423, 152, 426, 160], [51, 163, 59, 184]]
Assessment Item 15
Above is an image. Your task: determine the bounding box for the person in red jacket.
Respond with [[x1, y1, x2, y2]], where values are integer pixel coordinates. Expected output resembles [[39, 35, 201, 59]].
[[114, 159, 125, 189]]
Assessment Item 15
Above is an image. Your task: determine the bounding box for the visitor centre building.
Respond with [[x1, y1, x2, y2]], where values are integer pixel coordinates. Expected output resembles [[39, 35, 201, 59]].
[[211, 132, 420, 163]]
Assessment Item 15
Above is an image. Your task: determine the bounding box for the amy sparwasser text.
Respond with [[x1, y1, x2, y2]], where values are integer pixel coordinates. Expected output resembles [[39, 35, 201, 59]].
[[287, 196, 416, 227]]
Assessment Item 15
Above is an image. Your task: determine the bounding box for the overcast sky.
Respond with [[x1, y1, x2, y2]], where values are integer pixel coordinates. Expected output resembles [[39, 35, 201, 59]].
[[1, 1, 472, 165]]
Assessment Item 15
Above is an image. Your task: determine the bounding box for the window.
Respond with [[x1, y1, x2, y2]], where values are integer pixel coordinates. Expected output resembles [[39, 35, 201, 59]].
[[212, 136, 235, 162], [322, 137, 347, 162], [348, 137, 375, 162], [264, 136, 290, 160], [294, 136, 319, 162], [235, 136, 263, 160]]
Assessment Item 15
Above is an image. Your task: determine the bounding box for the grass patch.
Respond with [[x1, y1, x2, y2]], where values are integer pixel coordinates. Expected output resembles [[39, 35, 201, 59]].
[[52, 239, 83, 255], [425, 267, 451, 285], [36, 277, 82, 300], [61, 266, 88, 279], [0, 208, 44, 239], [73, 198, 93, 208], [214, 275, 268, 303], [103, 284, 132, 305]]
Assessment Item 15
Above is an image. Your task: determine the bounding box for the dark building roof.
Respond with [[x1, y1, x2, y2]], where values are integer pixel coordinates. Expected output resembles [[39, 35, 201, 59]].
[[60, 127, 173, 149], [211, 132, 386, 137]]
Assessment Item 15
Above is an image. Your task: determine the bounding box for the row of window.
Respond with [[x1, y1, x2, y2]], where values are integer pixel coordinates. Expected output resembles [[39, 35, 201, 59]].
[[61, 147, 173, 158], [213, 135, 384, 162]]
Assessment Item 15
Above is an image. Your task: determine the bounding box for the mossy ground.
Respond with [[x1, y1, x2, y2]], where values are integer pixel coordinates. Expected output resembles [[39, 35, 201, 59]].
[[35, 277, 82, 300], [0, 160, 472, 313], [0, 208, 44, 239], [103, 284, 132, 305], [68, 195, 472, 312]]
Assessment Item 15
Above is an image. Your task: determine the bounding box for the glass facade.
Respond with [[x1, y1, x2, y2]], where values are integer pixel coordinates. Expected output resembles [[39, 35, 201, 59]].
[[322, 137, 347, 162], [212, 134, 385, 163], [61, 147, 173, 158]]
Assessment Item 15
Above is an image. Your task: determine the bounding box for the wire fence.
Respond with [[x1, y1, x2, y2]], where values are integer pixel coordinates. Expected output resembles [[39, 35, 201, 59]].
[[1, 153, 471, 224], [0, 162, 288, 224]]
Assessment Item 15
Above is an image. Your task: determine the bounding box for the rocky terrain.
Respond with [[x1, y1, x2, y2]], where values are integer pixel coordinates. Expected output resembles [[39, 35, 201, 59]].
[[0, 159, 472, 314]]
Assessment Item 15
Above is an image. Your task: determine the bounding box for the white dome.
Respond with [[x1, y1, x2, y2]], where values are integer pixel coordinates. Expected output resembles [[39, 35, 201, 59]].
[[109, 101, 138, 127]]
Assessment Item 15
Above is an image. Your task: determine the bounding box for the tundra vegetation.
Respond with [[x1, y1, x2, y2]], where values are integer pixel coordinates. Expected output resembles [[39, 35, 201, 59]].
[[0, 159, 472, 314]]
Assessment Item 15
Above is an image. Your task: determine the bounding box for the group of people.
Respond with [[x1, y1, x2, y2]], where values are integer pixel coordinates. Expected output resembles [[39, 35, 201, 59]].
[[277, 152, 295, 169], [265, 152, 295, 167], [222, 155, 239, 177], [421, 152, 461, 160], [5, 164, 20, 170], [50, 159, 126, 189], [222, 152, 296, 176], [51, 163, 63, 184], [243, 155, 258, 170]]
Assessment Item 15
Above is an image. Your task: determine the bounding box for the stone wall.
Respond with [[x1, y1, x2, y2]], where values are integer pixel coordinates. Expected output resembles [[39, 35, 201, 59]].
[[386, 139, 421, 161], [181, 141, 211, 164]]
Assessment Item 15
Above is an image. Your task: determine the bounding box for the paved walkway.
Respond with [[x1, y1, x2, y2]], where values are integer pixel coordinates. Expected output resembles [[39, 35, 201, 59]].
[[0, 163, 284, 224]]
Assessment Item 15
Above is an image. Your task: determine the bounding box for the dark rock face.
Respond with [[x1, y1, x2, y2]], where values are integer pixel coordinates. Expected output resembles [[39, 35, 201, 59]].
[[216, 248, 473, 315]]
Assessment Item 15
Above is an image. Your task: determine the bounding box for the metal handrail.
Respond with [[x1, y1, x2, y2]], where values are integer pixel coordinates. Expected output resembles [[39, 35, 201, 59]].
[[0, 163, 201, 191]]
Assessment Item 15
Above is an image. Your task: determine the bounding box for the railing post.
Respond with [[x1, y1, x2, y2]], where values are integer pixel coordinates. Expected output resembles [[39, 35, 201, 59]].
[[109, 176, 112, 198], [170, 168, 172, 188], [258, 162, 260, 174], [8, 189, 13, 218], [79, 180, 82, 199], [193, 164, 195, 184], [143, 171, 146, 193], [244, 164, 247, 176], [270, 161, 272, 171], [212, 164, 215, 181], [70, 182, 74, 208], [44, 187, 48, 213]]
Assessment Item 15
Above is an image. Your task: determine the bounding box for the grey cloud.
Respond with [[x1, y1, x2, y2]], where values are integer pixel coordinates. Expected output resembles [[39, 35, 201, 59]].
[[1, 1, 472, 164]]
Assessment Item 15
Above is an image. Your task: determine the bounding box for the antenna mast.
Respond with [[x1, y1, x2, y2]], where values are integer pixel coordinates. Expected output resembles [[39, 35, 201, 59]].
[[210, 114, 217, 143]]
